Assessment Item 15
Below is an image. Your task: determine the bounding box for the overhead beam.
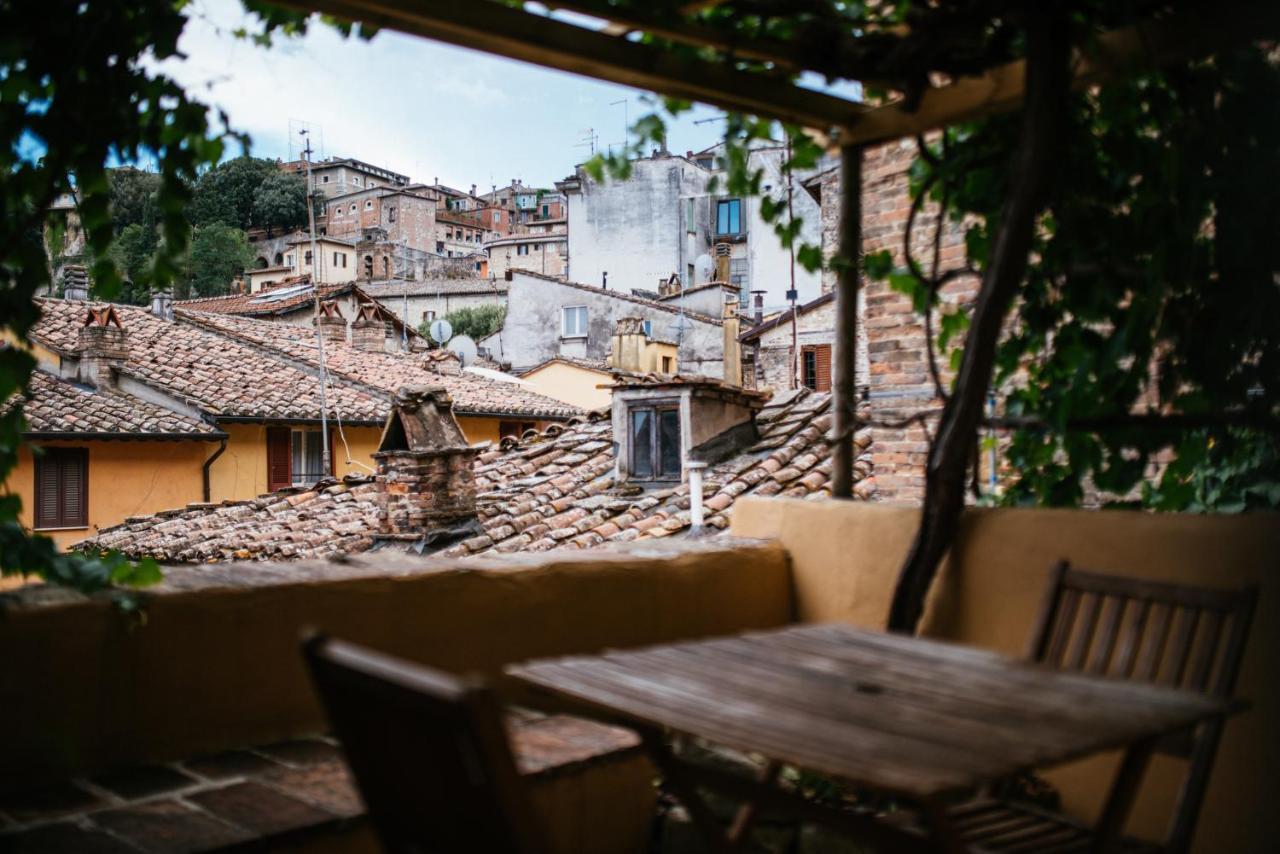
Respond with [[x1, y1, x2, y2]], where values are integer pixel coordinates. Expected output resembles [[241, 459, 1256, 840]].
[[839, 2, 1280, 147], [296, 0, 867, 131]]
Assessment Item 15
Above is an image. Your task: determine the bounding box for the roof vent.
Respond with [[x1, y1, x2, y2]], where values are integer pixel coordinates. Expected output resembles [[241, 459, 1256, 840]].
[[62, 265, 89, 302]]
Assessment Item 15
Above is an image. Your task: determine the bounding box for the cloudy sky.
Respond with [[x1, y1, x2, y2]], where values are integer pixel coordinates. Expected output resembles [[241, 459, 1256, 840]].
[[159, 0, 732, 189]]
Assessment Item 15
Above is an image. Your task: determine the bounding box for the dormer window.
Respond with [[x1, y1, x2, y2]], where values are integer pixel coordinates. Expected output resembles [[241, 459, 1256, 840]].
[[629, 405, 681, 481]]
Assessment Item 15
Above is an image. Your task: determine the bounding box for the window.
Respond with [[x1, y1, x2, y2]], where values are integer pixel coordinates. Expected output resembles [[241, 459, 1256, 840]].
[[661, 356, 673, 373], [322, 175, 330, 184], [333, 207, 342, 218], [687, 263, 695, 284], [562, 305, 588, 338], [365, 200, 374, 210], [493, 211, 501, 224], [285, 254, 294, 266], [517, 244, 529, 256], [629, 406, 681, 481], [333, 251, 347, 268], [291, 429, 329, 486], [304, 250, 313, 266], [686, 198, 695, 231], [349, 204, 356, 215], [34, 447, 88, 529], [533, 243, 541, 252], [801, 344, 832, 392], [475, 261, 482, 272], [436, 241, 444, 253], [541, 204, 549, 217], [388, 206, 396, 223], [422, 310, 436, 323], [642, 320, 653, 338], [729, 257, 748, 289], [499, 420, 536, 439], [716, 198, 742, 235]]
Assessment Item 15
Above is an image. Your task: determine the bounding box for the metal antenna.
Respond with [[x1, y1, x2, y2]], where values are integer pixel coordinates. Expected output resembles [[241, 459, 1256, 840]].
[[610, 98, 629, 152], [301, 128, 332, 479]]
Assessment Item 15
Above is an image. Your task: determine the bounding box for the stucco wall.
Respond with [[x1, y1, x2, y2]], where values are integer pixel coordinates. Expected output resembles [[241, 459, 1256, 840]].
[[0, 540, 792, 786], [731, 498, 1280, 853], [521, 362, 613, 411], [495, 272, 722, 376], [9, 440, 210, 549], [564, 155, 712, 295], [207, 424, 384, 502]]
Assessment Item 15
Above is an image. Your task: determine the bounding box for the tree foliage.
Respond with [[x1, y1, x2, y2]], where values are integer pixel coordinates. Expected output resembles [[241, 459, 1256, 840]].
[[252, 170, 309, 234], [107, 168, 163, 233], [426, 305, 507, 342], [187, 225, 256, 298]]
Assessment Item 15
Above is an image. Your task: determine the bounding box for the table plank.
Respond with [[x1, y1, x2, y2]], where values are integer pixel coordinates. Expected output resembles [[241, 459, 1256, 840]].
[[507, 624, 1230, 799]]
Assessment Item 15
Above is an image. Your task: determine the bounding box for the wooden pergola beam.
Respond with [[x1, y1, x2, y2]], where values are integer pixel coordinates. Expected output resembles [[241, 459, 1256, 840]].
[[294, 0, 867, 131]]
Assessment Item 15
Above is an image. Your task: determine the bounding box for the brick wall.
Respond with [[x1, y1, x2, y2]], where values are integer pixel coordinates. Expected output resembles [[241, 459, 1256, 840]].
[[819, 138, 979, 504]]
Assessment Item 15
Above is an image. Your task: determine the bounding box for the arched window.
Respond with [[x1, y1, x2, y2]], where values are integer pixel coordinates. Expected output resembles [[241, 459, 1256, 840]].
[[273, 252, 283, 266], [382, 257, 390, 278], [254, 257, 269, 270], [350, 204, 357, 215], [364, 255, 374, 278]]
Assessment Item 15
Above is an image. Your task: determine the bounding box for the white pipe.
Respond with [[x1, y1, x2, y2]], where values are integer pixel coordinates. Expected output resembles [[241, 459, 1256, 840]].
[[686, 461, 707, 528]]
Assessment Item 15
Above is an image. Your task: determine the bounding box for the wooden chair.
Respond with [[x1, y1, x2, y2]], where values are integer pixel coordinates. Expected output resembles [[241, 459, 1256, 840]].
[[301, 633, 551, 854], [940, 562, 1258, 854]]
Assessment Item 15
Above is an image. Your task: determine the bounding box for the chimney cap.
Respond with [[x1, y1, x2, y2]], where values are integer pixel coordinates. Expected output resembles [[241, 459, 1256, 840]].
[[318, 299, 344, 319], [83, 305, 123, 329], [375, 385, 471, 455]]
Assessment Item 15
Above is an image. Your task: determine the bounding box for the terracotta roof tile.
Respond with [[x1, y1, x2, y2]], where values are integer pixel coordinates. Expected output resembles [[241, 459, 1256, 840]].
[[12, 370, 223, 438], [78, 388, 872, 562], [176, 309, 581, 420]]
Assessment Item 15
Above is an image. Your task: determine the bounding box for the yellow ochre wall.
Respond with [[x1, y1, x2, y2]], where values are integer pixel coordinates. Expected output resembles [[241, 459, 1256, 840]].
[[731, 498, 1280, 854], [205, 424, 383, 503], [521, 362, 613, 411], [9, 440, 209, 549]]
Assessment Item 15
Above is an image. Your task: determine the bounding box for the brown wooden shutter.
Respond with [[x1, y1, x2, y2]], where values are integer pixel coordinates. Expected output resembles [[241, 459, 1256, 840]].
[[267, 427, 292, 492], [814, 344, 832, 392], [34, 447, 88, 528]]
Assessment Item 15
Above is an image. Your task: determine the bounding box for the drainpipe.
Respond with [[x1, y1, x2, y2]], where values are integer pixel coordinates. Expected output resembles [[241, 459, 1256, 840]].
[[202, 438, 227, 502], [686, 461, 707, 529]]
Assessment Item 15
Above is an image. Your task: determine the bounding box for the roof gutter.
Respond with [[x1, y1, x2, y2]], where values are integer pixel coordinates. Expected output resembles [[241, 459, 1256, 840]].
[[202, 437, 228, 503], [23, 431, 228, 441]]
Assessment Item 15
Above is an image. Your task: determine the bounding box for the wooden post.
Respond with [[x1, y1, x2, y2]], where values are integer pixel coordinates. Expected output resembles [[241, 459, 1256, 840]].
[[830, 143, 862, 499]]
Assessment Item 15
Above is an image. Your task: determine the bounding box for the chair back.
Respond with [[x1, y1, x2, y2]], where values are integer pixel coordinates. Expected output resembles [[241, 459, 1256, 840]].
[[1025, 562, 1258, 852], [301, 634, 549, 854]]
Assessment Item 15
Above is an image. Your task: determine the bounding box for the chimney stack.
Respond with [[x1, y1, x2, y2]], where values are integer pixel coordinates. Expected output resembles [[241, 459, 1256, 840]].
[[374, 386, 480, 540], [62, 265, 89, 301], [150, 288, 173, 321], [751, 290, 766, 326], [470, 183, 477, 196], [610, 317, 648, 374], [76, 305, 128, 389], [351, 303, 388, 352], [722, 295, 742, 387], [714, 243, 731, 284], [313, 300, 347, 345]]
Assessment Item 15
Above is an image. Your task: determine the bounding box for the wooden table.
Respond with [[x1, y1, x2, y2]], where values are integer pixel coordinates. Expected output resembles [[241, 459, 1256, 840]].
[[506, 624, 1235, 853]]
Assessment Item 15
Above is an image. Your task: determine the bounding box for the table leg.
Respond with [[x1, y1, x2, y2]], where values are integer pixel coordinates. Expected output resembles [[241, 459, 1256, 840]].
[[1090, 737, 1157, 854], [639, 730, 738, 854], [726, 761, 780, 847], [919, 799, 970, 854]]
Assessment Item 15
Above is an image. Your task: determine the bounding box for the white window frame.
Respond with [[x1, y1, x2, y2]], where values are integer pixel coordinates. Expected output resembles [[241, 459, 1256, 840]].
[[561, 305, 588, 338], [291, 428, 327, 486]]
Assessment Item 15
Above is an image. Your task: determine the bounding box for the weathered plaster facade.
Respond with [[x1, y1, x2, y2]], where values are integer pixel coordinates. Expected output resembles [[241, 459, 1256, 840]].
[[485, 271, 723, 376], [485, 233, 567, 279]]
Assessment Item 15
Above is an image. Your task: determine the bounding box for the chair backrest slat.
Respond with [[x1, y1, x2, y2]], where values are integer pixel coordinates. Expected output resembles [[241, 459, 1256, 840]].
[[1025, 563, 1258, 854], [301, 634, 550, 854]]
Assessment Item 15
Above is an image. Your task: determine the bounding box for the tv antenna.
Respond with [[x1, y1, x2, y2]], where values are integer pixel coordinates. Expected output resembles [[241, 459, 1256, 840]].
[[575, 128, 598, 157], [289, 118, 324, 162], [300, 126, 331, 477], [610, 98, 629, 152]]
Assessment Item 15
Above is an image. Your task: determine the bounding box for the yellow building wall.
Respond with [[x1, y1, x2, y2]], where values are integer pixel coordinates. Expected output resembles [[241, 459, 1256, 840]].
[[521, 362, 613, 411], [731, 498, 1280, 854], [8, 440, 209, 550], [207, 424, 385, 502]]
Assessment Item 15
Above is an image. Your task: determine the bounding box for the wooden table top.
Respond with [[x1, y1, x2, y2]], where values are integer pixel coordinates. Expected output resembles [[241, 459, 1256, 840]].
[[507, 623, 1232, 799]]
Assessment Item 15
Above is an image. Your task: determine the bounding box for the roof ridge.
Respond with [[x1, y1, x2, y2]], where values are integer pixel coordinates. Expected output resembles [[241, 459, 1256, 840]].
[[512, 271, 724, 326]]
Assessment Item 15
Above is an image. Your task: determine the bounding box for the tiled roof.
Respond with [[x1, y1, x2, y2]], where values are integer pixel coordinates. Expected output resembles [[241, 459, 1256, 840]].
[[77, 388, 874, 562], [513, 270, 724, 327], [175, 310, 582, 420], [655, 281, 736, 302], [518, 356, 613, 376], [13, 370, 224, 439], [358, 278, 508, 298], [175, 278, 353, 317], [740, 291, 835, 341], [32, 299, 388, 423]]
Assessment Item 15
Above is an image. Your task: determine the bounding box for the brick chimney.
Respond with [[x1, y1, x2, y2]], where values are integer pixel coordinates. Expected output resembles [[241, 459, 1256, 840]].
[[313, 300, 347, 345], [374, 386, 480, 540], [62, 265, 89, 301], [76, 305, 127, 389], [351, 303, 387, 352], [722, 295, 742, 386]]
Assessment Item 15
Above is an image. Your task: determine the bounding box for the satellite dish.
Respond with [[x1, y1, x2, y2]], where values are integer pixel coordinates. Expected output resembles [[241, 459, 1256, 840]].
[[448, 334, 479, 367], [428, 318, 453, 344], [693, 254, 715, 284]]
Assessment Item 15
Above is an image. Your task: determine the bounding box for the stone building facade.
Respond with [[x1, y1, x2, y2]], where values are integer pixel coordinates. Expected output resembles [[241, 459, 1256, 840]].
[[324, 188, 437, 254]]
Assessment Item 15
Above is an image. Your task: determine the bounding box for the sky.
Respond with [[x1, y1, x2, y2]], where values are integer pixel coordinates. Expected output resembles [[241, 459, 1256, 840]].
[[159, 0, 736, 190]]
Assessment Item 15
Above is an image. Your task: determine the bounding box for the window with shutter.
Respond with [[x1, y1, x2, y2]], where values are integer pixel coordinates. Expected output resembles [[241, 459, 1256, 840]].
[[267, 427, 292, 492], [33, 447, 88, 529], [802, 344, 832, 392]]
